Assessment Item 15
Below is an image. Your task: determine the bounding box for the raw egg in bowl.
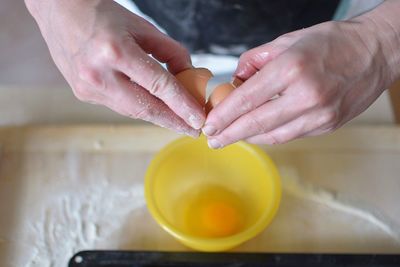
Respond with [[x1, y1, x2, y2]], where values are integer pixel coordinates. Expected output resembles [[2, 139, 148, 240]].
[[145, 136, 281, 251]]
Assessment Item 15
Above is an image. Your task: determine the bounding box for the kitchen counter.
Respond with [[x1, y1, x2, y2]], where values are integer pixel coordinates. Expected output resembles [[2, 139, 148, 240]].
[[0, 125, 399, 267]]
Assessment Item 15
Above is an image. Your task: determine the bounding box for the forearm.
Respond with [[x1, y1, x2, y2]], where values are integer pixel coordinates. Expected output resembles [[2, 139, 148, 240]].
[[350, 0, 400, 84]]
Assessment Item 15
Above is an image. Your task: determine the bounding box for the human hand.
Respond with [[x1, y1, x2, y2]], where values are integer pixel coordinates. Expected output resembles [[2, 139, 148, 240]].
[[25, 0, 205, 136], [203, 19, 397, 148]]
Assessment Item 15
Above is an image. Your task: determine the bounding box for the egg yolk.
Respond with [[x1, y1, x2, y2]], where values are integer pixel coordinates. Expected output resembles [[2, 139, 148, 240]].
[[201, 201, 241, 237], [181, 186, 245, 238]]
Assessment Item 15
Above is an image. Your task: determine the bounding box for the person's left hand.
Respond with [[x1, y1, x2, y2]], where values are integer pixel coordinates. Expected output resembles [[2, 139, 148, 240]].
[[203, 20, 394, 148]]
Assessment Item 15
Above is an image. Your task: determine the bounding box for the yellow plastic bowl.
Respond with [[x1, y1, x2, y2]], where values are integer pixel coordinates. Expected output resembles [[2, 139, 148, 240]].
[[145, 136, 281, 251]]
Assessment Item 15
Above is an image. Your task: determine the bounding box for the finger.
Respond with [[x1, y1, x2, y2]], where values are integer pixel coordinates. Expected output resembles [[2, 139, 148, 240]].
[[117, 43, 205, 129], [234, 42, 290, 80], [102, 72, 200, 137], [203, 53, 293, 137], [137, 30, 192, 74], [234, 43, 274, 80], [245, 110, 337, 145], [302, 123, 340, 138], [234, 30, 305, 81], [245, 117, 310, 145], [206, 94, 308, 149]]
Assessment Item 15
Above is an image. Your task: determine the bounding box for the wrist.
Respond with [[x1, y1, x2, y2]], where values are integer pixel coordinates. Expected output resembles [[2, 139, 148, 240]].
[[25, 0, 97, 23], [24, 0, 46, 19], [25, 0, 99, 41], [350, 1, 400, 84]]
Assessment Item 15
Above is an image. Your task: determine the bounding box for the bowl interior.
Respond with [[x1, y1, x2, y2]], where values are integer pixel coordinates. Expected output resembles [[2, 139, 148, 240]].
[[146, 136, 280, 242]]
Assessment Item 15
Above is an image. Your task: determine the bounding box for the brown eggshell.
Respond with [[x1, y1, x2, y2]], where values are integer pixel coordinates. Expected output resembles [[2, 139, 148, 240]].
[[175, 68, 213, 106], [205, 82, 235, 113]]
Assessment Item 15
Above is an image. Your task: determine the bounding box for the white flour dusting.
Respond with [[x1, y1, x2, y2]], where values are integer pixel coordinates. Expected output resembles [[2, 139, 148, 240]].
[[282, 174, 400, 241], [19, 183, 145, 267], [1, 130, 400, 266], [12, 170, 399, 267]]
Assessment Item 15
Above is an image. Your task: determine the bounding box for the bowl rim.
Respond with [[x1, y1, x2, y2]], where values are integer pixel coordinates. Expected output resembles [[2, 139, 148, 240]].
[[145, 136, 281, 249]]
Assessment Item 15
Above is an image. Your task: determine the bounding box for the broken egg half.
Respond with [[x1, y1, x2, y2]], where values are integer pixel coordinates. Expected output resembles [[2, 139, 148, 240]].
[[175, 68, 242, 113], [175, 68, 213, 106]]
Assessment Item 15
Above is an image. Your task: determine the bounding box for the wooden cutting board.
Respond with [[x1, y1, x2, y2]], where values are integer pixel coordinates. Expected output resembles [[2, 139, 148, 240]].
[[0, 125, 400, 267]]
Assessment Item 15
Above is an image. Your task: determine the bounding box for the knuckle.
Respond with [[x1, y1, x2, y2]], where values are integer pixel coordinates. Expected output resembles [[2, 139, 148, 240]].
[[323, 21, 341, 34], [246, 115, 265, 134], [306, 87, 323, 107], [77, 64, 103, 88], [72, 82, 91, 102], [275, 34, 292, 45], [239, 50, 264, 69], [239, 50, 252, 63], [174, 42, 189, 57], [237, 93, 254, 113], [300, 80, 326, 109], [208, 110, 227, 129], [131, 106, 161, 121], [217, 132, 230, 143], [284, 52, 307, 81], [95, 38, 123, 64], [147, 74, 170, 96], [265, 133, 283, 145], [276, 29, 303, 43], [320, 125, 336, 135], [131, 107, 151, 120], [321, 109, 339, 125]]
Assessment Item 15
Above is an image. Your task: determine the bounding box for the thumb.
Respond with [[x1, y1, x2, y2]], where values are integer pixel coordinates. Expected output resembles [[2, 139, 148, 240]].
[[234, 41, 290, 80]]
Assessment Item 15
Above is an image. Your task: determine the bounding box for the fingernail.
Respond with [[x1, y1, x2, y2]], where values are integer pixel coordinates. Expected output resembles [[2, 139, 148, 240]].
[[188, 130, 201, 138], [202, 124, 217, 136], [231, 77, 244, 88], [188, 114, 204, 130], [177, 128, 200, 138], [208, 139, 223, 149]]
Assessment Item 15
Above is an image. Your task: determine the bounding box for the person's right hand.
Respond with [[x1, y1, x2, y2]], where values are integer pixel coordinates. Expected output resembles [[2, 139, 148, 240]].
[[25, 0, 205, 136]]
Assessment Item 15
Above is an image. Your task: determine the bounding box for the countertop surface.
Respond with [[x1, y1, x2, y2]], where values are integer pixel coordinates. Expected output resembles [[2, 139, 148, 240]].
[[0, 125, 400, 267], [1, 1, 399, 266]]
